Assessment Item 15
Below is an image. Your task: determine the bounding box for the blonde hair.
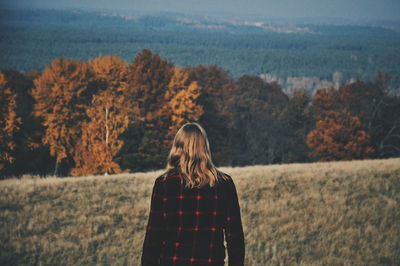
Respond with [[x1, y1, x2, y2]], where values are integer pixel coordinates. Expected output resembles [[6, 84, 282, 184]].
[[165, 122, 229, 188]]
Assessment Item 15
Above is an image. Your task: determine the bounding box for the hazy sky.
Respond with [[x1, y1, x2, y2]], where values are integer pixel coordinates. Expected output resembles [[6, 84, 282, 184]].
[[3, 0, 400, 20]]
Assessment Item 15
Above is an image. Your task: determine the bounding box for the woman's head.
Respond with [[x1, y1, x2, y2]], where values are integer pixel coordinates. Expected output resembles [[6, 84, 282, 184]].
[[166, 122, 228, 188]]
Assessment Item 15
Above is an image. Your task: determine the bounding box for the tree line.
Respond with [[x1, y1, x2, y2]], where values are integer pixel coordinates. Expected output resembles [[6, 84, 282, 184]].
[[1, 49, 399, 178]]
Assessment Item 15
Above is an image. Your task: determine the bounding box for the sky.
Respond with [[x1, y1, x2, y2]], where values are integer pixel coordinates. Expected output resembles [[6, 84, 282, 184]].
[[2, 0, 400, 21]]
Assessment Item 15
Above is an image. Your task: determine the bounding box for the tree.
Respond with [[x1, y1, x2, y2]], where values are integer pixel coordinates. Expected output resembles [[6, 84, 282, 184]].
[[71, 56, 134, 176], [164, 67, 204, 145], [188, 65, 238, 166], [230, 75, 289, 165], [306, 110, 374, 161], [71, 89, 130, 175], [307, 86, 375, 161], [334, 74, 400, 158], [31, 58, 95, 175], [310, 86, 338, 121], [126, 48, 173, 128], [281, 89, 313, 163], [0, 72, 20, 172], [1, 70, 53, 177], [119, 49, 174, 171], [359, 74, 400, 158]]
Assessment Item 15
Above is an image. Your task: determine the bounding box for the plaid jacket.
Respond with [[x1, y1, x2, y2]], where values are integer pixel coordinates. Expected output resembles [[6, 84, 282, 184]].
[[141, 169, 245, 266]]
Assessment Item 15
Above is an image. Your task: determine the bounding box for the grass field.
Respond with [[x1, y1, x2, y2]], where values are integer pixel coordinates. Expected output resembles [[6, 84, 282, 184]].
[[1, 158, 399, 265]]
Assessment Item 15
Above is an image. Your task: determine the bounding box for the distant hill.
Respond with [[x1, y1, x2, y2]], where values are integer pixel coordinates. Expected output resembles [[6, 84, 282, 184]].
[[0, 157, 399, 265], [1, 8, 400, 87]]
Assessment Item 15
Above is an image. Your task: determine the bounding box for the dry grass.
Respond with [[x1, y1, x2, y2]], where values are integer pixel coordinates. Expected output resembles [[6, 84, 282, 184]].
[[1, 158, 399, 265]]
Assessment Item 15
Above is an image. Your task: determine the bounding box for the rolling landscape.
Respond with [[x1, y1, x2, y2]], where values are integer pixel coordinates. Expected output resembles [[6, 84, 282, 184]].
[[1, 1, 400, 265], [1, 158, 399, 265]]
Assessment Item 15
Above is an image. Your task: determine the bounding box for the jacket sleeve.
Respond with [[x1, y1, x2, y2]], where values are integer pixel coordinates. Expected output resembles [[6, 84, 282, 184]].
[[141, 178, 166, 266], [224, 177, 245, 266]]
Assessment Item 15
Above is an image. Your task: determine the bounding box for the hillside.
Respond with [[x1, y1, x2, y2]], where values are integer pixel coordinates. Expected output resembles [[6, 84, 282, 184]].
[[1, 158, 399, 265]]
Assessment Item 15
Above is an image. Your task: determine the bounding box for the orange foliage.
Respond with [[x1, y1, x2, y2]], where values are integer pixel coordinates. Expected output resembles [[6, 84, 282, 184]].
[[71, 56, 135, 176], [122, 49, 174, 166], [310, 87, 338, 120], [31, 58, 93, 163], [88, 55, 128, 88], [126, 48, 173, 129], [306, 110, 374, 161], [0, 73, 21, 169], [164, 67, 204, 144], [71, 90, 130, 175]]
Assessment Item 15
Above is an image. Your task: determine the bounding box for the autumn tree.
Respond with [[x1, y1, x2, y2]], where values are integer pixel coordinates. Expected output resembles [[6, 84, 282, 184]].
[[164, 67, 204, 145], [306, 110, 374, 161], [71, 89, 131, 175], [126, 49, 173, 128], [0, 72, 20, 173], [119, 49, 174, 171], [307, 87, 375, 161], [31, 58, 95, 176], [71, 56, 134, 176], [309, 86, 338, 120]]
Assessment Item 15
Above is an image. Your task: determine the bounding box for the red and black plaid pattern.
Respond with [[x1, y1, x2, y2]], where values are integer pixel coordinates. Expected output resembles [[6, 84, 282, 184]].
[[141, 169, 245, 266]]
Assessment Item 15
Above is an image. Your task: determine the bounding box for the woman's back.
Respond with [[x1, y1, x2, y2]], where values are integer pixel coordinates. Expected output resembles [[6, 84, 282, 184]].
[[141, 169, 245, 265]]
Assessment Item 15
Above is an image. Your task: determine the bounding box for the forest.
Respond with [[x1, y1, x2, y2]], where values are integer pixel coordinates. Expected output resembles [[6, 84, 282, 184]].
[[1, 48, 400, 178], [1, 8, 400, 82]]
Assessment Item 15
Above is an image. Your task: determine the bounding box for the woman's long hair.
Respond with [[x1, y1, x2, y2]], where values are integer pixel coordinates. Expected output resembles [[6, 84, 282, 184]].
[[165, 122, 229, 188]]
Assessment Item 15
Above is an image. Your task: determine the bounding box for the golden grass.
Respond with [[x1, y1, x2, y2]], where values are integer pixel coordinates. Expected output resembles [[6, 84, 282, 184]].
[[1, 158, 399, 265]]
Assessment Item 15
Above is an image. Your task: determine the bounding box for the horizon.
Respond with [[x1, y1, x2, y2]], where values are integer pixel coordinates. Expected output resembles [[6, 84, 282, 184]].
[[1, 0, 400, 22]]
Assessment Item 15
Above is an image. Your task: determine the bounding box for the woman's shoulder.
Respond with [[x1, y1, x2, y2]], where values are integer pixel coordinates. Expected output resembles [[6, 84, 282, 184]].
[[215, 170, 234, 187], [156, 169, 180, 182]]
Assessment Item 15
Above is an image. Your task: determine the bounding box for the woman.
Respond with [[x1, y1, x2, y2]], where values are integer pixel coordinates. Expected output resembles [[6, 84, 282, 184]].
[[141, 122, 245, 266]]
